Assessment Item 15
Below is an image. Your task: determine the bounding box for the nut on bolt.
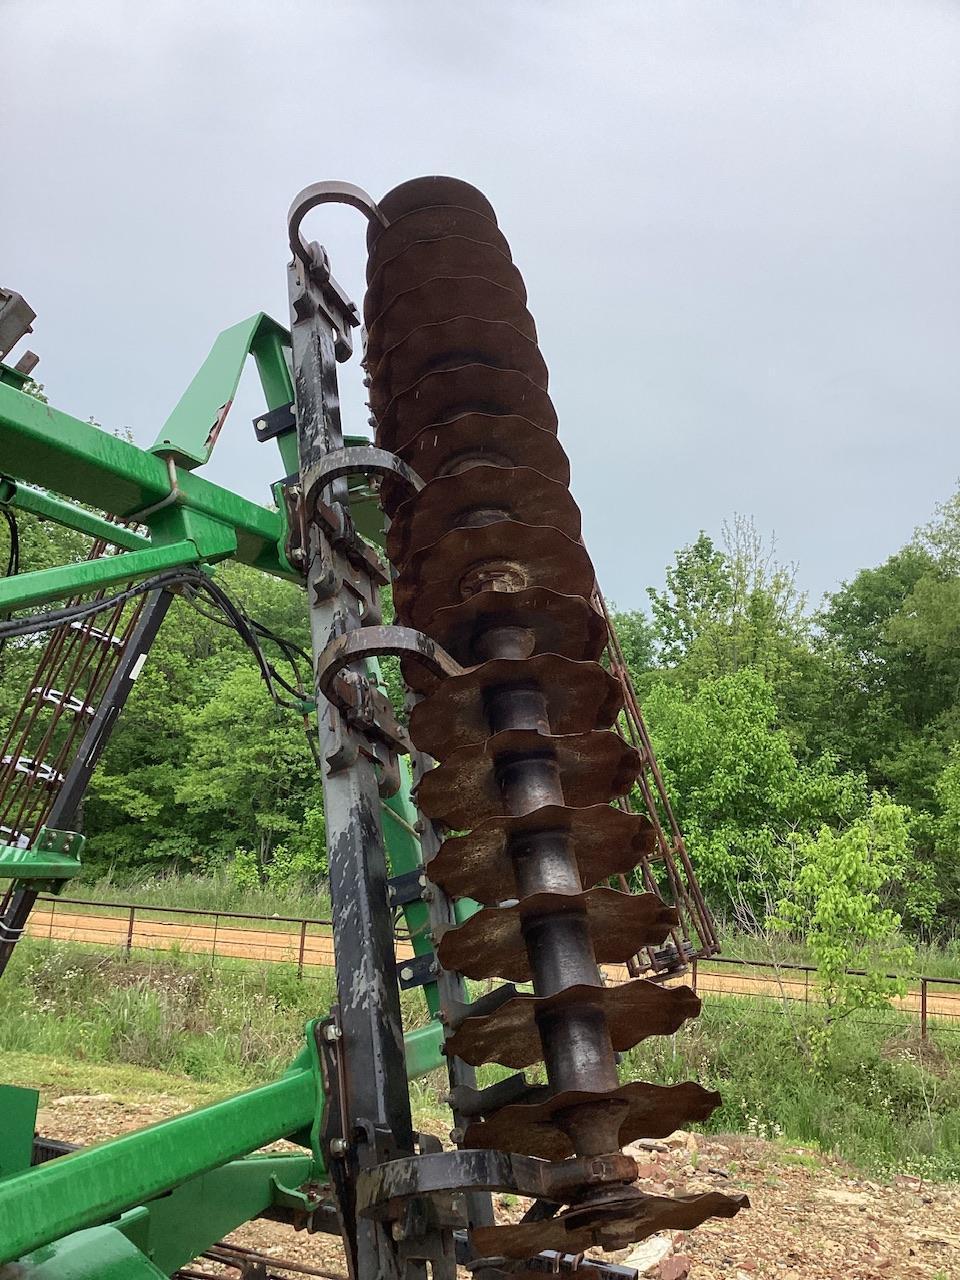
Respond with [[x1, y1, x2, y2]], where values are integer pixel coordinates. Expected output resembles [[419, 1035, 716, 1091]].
[[329, 1137, 349, 1157], [321, 1022, 342, 1042]]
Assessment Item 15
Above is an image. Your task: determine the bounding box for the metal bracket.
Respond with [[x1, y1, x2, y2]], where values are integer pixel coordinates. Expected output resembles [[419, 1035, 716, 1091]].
[[287, 182, 387, 262], [253, 402, 296, 443], [446, 1075, 549, 1121], [388, 868, 428, 908], [357, 1149, 637, 1222], [317, 626, 462, 707], [307, 446, 423, 508], [396, 952, 438, 992], [315, 626, 460, 772]]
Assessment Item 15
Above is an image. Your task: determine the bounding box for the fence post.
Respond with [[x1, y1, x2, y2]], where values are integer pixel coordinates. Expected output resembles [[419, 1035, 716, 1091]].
[[297, 919, 308, 980], [125, 905, 135, 957], [921, 978, 928, 1042], [691, 957, 698, 994], [804, 967, 809, 1006]]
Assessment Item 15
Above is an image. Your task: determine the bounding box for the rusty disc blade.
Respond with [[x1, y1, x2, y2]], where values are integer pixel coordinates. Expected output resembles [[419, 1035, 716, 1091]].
[[393, 522, 596, 631], [415, 728, 640, 828], [365, 277, 535, 361], [445, 978, 700, 1068], [402, 587, 605, 689], [426, 804, 654, 904], [368, 317, 549, 409], [374, 177, 499, 234], [366, 237, 525, 320], [387, 466, 581, 568], [436, 888, 676, 982], [471, 1189, 749, 1259], [463, 1078, 720, 1161], [374, 364, 558, 451], [381, 417, 570, 516], [367, 206, 510, 280], [408, 653, 620, 759]]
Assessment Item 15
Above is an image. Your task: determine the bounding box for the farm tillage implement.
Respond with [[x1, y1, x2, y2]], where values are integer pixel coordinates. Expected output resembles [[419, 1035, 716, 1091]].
[[0, 178, 746, 1279]]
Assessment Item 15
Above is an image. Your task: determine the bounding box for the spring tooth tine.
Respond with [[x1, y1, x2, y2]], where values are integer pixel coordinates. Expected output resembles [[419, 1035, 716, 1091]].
[[367, 176, 746, 1258]]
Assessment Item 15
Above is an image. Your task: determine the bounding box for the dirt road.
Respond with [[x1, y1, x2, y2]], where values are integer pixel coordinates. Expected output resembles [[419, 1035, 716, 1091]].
[[26, 908, 960, 1024]]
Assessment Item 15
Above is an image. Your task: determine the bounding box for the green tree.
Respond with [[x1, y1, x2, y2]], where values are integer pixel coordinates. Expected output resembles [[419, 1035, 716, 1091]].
[[647, 531, 732, 666], [642, 667, 864, 911], [172, 662, 321, 867], [648, 518, 810, 699], [610, 607, 656, 677], [774, 795, 917, 1058]]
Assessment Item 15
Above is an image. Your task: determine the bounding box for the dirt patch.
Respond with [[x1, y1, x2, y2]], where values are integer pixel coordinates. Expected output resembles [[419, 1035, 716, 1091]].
[[32, 1093, 960, 1279]]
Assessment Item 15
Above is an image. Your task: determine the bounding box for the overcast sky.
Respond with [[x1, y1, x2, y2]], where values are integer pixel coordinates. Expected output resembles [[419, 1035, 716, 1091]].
[[4, 1, 958, 610]]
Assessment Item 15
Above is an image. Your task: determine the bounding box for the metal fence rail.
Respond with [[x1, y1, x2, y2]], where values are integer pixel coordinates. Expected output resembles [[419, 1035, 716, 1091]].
[[26, 895, 960, 1037], [28, 894, 415, 977]]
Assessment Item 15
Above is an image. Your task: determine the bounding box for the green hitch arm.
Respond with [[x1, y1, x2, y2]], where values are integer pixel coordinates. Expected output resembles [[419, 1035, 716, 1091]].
[[0, 1020, 446, 1266], [0, 383, 294, 585], [0, 478, 151, 552], [0, 538, 203, 612], [0, 1068, 318, 1265]]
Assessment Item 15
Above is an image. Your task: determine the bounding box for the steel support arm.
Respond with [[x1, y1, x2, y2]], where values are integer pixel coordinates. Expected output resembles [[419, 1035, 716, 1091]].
[[149, 313, 297, 475], [0, 1020, 446, 1266], [0, 538, 203, 612], [0, 478, 150, 551], [0, 383, 292, 582], [0, 1068, 318, 1264]]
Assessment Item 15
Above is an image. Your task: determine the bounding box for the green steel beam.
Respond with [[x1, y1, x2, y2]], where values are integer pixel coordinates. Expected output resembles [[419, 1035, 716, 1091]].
[[0, 1019, 446, 1266], [150, 314, 294, 473], [0, 538, 206, 612], [251, 323, 300, 477], [0, 478, 151, 551], [0, 383, 293, 585], [115, 1153, 314, 1276], [0, 1086, 38, 1179], [23, 1226, 170, 1279], [0, 842, 82, 882], [0, 359, 33, 392], [0, 1067, 318, 1264]]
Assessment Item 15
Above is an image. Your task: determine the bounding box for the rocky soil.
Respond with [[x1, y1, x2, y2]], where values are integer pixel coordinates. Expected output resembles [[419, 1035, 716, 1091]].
[[34, 1092, 960, 1279]]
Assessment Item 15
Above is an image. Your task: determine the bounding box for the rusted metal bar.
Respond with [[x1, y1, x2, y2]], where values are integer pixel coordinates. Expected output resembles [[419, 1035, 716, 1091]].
[[297, 918, 307, 979]]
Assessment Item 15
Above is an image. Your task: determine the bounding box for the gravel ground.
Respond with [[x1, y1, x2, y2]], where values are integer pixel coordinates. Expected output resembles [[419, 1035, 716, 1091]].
[[32, 1091, 960, 1280]]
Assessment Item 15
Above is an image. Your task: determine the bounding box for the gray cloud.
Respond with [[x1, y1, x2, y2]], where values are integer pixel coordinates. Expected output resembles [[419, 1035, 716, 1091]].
[[5, 0, 959, 607]]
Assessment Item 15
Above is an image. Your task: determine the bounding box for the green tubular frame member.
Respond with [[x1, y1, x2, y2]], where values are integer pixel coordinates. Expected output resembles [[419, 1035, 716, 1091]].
[[0, 318, 455, 1276]]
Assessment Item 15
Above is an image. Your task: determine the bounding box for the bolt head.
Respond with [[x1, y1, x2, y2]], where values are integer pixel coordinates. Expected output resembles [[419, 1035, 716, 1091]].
[[329, 1137, 348, 1156], [321, 1022, 342, 1042]]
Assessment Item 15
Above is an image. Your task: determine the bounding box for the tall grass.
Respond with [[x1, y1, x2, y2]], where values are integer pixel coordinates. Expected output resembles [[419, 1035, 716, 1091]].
[[0, 939, 338, 1085], [715, 925, 960, 980], [70, 870, 332, 921], [5, 936, 959, 1179], [623, 997, 960, 1180]]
